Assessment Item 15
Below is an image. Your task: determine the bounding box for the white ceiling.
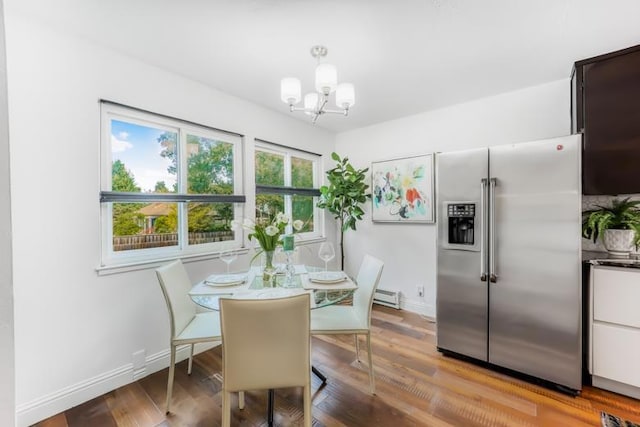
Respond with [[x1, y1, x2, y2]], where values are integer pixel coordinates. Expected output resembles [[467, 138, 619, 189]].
[[6, 0, 640, 132]]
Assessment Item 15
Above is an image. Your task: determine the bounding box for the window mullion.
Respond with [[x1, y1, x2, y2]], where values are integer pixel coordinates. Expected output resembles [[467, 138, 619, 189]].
[[284, 152, 292, 188], [313, 158, 321, 237], [284, 153, 293, 233], [178, 128, 188, 249], [233, 135, 244, 247]]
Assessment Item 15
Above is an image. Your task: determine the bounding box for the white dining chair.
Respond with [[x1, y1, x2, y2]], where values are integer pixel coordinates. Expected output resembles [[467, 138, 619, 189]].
[[310, 254, 384, 394], [220, 294, 312, 427], [156, 259, 223, 414]]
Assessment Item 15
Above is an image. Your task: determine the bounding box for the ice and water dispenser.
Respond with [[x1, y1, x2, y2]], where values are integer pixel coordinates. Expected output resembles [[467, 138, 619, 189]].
[[446, 203, 475, 246]]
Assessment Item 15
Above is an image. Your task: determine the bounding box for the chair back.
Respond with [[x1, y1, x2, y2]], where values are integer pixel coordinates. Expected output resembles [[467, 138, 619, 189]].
[[220, 294, 311, 391], [156, 260, 197, 340], [353, 254, 384, 326]]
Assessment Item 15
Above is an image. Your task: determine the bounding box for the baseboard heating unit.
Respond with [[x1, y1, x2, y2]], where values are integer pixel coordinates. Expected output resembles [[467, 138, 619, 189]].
[[373, 288, 400, 309]]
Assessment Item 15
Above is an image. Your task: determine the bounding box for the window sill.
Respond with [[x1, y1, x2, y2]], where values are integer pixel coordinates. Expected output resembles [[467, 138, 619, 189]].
[[96, 248, 250, 276], [96, 236, 326, 276]]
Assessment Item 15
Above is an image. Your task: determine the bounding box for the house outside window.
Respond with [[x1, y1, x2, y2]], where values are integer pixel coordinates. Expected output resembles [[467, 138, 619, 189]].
[[254, 140, 321, 240], [100, 102, 244, 267]]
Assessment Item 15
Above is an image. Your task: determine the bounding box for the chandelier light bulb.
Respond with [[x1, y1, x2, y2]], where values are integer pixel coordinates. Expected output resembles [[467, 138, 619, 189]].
[[280, 77, 301, 105], [304, 92, 319, 114], [336, 83, 355, 109], [315, 63, 337, 95]]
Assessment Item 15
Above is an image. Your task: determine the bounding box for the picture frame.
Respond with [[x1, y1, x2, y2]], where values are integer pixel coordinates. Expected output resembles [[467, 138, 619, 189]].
[[371, 153, 435, 223]]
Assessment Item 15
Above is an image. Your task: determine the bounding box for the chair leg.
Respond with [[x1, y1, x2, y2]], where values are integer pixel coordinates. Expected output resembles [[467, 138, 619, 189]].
[[354, 334, 361, 362], [268, 389, 274, 426], [166, 345, 176, 414], [188, 343, 194, 375], [222, 390, 232, 427], [239, 391, 245, 410], [303, 384, 312, 427], [366, 332, 375, 395]]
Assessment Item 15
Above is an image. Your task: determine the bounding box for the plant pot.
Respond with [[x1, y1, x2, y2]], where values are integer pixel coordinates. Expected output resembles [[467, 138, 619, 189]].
[[603, 229, 636, 257]]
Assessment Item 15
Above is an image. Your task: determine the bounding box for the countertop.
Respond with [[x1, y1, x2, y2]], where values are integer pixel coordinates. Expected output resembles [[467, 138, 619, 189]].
[[583, 250, 640, 269]]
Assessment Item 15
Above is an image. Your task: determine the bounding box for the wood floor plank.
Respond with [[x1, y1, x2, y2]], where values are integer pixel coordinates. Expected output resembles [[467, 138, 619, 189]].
[[104, 382, 164, 427], [32, 305, 640, 426], [33, 413, 68, 427], [60, 394, 118, 427]]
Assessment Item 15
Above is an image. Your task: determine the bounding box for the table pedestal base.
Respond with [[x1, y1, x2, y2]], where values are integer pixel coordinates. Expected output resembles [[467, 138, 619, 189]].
[[312, 365, 327, 384], [266, 365, 327, 426]]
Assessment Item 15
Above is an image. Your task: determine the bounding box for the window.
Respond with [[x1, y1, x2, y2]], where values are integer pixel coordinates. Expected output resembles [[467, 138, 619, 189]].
[[254, 140, 321, 239], [100, 102, 244, 267]]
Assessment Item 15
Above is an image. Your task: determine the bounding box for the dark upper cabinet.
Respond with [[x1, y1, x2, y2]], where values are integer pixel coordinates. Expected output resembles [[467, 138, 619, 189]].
[[572, 45, 640, 195]]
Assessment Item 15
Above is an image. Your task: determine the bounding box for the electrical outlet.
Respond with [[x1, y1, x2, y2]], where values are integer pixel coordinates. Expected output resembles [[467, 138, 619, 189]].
[[417, 285, 424, 297]]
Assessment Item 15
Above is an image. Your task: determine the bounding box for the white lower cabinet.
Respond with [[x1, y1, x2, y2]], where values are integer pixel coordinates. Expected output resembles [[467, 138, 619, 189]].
[[590, 265, 640, 398], [593, 323, 640, 388]]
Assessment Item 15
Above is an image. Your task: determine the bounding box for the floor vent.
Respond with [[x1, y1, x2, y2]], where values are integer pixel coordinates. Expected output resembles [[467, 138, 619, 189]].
[[373, 288, 400, 309]]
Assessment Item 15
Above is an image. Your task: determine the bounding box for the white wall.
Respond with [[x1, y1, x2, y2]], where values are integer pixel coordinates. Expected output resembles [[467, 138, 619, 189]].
[[5, 14, 337, 426], [336, 79, 571, 316], [0, 2, 16, 426]]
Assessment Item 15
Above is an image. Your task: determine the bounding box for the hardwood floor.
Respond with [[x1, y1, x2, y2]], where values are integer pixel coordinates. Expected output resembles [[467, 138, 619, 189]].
[[34, 306, 640, 426]]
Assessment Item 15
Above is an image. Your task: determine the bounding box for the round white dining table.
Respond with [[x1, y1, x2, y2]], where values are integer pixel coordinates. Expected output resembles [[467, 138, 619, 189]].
[[189, 265, 356, 311]]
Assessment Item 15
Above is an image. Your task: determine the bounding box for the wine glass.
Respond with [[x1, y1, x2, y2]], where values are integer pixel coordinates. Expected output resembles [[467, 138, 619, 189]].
[[219, 249, 237, 276], [318, 242, 335, 273]]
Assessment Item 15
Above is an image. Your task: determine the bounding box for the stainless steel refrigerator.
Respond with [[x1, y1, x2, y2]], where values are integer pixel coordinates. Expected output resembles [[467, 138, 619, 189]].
[[436, 134, 582, 392]]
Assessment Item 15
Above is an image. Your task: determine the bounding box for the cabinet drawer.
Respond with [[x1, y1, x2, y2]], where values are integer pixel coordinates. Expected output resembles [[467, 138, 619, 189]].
[[593, 323, 640, 388], [593, 267, 640, 327]]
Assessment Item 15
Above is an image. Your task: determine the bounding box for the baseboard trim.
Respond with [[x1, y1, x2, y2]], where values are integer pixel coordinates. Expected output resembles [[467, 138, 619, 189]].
[[400, 296, 435, 318], [16, 362, 134, 427], [593, 375, 640, 400], [15, 342, 219, 427]]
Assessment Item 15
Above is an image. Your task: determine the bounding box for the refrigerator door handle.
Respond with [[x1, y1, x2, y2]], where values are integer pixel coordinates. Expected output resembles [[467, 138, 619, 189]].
[[480, 178, 488, 282], [489, 177, 498, 283]]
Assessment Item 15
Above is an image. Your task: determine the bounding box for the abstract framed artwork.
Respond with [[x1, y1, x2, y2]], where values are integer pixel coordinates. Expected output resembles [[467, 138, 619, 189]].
[[371, 153, 435, 223]]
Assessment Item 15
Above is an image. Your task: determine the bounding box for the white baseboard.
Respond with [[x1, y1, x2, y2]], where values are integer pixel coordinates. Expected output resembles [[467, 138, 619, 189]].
[[400, 296, 435, 318], [16, 342, 220, 427], [16, 362, 134, 427]]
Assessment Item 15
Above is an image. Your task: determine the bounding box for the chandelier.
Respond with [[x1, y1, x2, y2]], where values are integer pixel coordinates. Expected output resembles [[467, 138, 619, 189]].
[[280, 45, 355, 124]]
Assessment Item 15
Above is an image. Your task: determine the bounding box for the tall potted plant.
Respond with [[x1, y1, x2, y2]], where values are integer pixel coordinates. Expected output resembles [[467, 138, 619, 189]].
[[317, 152, 371, 270], [582, 197, 640, 256]]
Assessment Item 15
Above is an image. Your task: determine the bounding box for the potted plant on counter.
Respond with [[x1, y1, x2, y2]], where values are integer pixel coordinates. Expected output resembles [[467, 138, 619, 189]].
[[582, 197, 640, 257]]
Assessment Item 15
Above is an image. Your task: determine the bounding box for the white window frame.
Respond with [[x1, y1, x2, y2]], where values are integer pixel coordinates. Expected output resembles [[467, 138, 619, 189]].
[[254, 140, 322, 241], [100, 103, 244, 268]]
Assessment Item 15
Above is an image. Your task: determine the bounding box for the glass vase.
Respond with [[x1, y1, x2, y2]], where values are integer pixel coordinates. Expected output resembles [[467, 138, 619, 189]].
[[262, 249, 276, 287]]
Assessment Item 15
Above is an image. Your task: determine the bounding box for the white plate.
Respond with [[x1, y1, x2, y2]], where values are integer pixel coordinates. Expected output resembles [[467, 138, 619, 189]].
[[204, 274, 246, 287], [308, 271, 347, 284]]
